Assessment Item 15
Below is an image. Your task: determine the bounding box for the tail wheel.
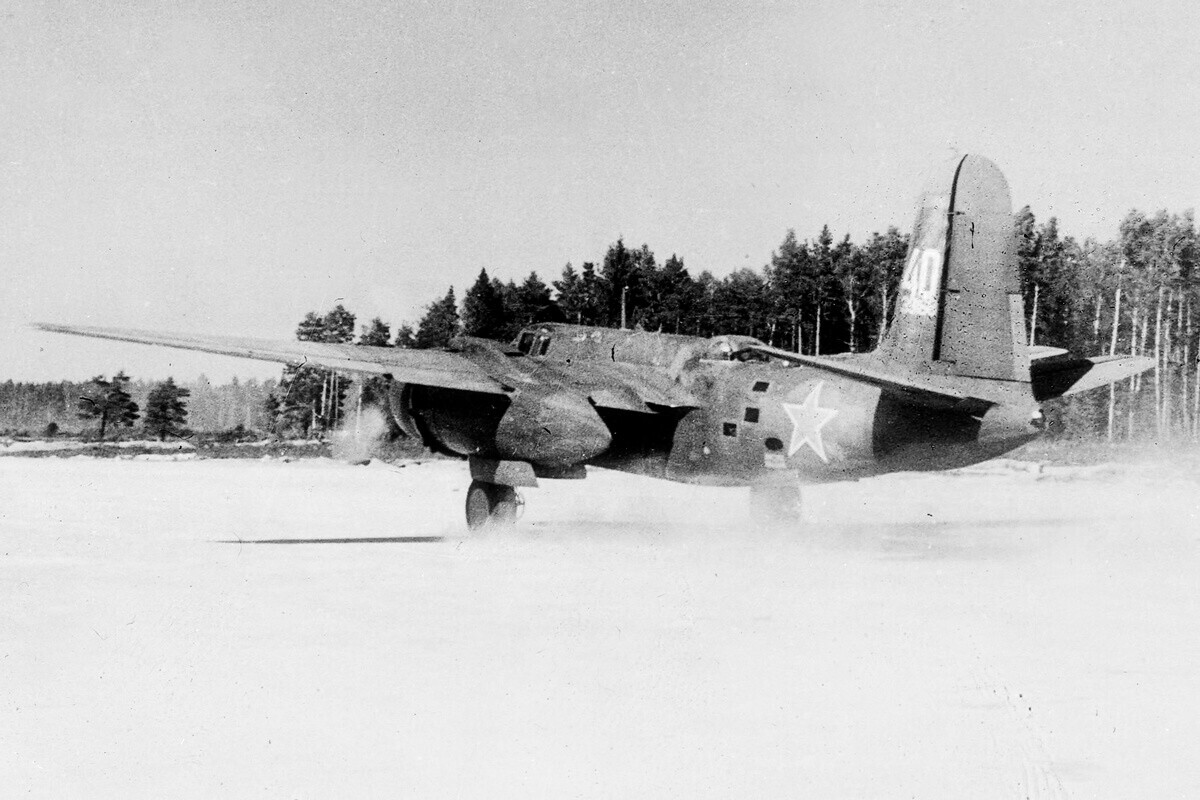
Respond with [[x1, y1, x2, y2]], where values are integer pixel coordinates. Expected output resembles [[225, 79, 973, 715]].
[[465, 480, 524, 531], [749, 476, 804, 526]]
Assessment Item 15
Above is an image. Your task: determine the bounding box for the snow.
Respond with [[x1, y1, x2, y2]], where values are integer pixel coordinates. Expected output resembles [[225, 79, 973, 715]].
[[0, 438, 196, 453], [2, 456, 1200, 798]]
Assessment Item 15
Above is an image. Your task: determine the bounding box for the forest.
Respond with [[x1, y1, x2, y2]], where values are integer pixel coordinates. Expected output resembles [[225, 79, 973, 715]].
[[3, 206, 1196, 444], [0, 376, 274, 440]]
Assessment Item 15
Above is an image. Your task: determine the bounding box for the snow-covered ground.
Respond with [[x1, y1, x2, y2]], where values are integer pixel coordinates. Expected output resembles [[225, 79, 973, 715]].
[[0, 438, 198, 453], [2, 456, 1199, 798]]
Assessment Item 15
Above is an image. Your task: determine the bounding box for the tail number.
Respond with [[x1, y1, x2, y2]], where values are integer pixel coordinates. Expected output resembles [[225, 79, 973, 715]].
[[898, 247, 942, 317]]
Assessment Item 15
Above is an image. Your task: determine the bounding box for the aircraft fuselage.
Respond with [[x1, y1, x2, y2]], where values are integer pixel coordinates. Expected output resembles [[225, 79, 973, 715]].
[[398, 324, 1040, 487], [656, 357, 1039, 485]]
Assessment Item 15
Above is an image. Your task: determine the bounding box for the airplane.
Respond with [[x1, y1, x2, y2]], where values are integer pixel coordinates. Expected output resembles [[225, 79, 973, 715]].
[[37, 155, 1154, 530]]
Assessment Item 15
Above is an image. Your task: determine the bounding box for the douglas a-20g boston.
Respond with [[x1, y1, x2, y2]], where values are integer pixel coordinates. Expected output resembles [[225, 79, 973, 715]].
[[40, 156, 1153, 529]]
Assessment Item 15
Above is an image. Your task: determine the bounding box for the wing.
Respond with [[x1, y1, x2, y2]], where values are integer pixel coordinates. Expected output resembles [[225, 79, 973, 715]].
[[567, 361, 699, 411], [449, 336, 700, 412], [34, 323, 509, 395], [738, 343, 996, 413]]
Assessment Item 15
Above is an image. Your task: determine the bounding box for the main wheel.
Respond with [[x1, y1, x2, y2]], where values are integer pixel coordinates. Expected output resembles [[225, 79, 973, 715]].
[[490, 484, 523, 525], [465, 481, 494, 530], [465, 480, 524, 531]]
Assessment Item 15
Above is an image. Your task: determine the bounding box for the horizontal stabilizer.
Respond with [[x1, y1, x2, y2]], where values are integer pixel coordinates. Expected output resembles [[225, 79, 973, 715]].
[[1029, 345, 1070, 361], [1031, 354, 1156, 401], [741, 344, 996, 414], [34, 323, 509, 395]]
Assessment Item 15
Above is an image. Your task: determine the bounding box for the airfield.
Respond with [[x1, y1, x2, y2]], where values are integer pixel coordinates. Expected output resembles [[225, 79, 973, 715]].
[[3, 452, 1199, 798]]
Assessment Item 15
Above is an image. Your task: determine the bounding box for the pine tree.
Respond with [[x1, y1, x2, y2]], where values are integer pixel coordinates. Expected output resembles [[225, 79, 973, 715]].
[[461, 269, 508, 339], [270, 366, 327, 438], [1033, 218, 1081, 350], [78, 372, 140, 441], [810, 225, 838, 354], [832, 234, 867, 352], [692, 270, 720, 336], [579, 262, 606, 325], [143, 378, 190, 441], [712, 269, 769, 338], [510, 272, 553, 335], [601, 239, 636, 327], [629, 245, 657, 328], [652, 254, 700, 334], [358, 317, 392, 346], [1014, 205, 1043, 343], [415, 287, 461, 348], [859, 227, 909, 349], [553, 263, 586, 324], [322, 305, 357, 344], [767, 230, 814, 351], [394, 324, 416, 348], [262, 392, 283, 435]]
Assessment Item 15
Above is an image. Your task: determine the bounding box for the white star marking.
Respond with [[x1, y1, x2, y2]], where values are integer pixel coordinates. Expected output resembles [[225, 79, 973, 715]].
[[782, 382, 839, 462]]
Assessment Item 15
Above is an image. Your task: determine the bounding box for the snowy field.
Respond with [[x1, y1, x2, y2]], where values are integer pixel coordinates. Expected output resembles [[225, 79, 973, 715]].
[[2, 456, 1199, 798]]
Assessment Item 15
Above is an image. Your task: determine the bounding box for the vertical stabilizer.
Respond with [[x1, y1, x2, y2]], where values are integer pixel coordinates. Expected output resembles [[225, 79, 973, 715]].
[[879, 155, 1028, 383]]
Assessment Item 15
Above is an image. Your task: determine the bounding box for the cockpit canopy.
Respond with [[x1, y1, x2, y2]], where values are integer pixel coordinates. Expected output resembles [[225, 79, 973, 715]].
[[516, 329, 550, 357], [702, 335, 771, 362], [511, 324, 774, 366]]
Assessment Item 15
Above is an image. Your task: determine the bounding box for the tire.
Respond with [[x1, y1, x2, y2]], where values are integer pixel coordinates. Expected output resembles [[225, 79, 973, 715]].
[[491, 485, 523, 525], [464, 481, 523, 531], [465, 480, 495, 530]]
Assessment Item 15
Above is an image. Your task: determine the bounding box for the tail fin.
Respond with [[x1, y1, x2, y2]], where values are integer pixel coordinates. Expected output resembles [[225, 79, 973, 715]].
[[879, 154, 1028, 383]]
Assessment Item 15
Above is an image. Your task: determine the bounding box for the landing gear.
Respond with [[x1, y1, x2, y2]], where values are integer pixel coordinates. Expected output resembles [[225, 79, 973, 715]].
[[749, 475, 804, 527], [465, 480, 524, 531]]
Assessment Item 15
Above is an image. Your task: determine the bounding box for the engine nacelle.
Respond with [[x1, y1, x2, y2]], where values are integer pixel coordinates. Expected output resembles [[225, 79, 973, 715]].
[[494, 385, 612, 466], [386, 380, 611, 467], [384, 381, 421, 440]]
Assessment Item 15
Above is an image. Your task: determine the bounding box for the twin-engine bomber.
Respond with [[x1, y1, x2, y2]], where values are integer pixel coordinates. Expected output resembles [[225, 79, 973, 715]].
[[39, 155, 1153, 529]]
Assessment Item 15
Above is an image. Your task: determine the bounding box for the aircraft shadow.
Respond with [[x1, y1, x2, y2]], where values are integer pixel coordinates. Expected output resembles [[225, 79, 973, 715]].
[[215, 536, 445, 545], [211, 516, 1091, 553]]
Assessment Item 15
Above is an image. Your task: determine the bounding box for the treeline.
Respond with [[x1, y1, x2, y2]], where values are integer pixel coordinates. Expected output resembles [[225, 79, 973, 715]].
[[406, 230, 910, 354], [0, 376, 276, 438]]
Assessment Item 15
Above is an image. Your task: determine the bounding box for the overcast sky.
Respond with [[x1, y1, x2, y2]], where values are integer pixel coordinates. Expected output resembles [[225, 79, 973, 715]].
[[4, 0, 1198, 382]]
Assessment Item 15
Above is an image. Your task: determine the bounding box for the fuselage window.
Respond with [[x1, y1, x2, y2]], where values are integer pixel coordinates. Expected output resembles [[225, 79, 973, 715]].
[[743, 407, 759, 423], [752, 381, 770, 392], [722, 422, 737, 437], [518, 333, 535, 354], [537, 338, 551, 357]]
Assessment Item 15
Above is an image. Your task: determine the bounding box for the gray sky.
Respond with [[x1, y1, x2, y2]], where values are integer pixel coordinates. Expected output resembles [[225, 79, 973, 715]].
[[4, 0, 1197, 382]]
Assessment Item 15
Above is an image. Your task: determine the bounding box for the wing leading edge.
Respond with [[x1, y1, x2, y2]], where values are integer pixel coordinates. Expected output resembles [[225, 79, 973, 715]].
[[739, 343, 998, 413], [34, 323, 509, 395]]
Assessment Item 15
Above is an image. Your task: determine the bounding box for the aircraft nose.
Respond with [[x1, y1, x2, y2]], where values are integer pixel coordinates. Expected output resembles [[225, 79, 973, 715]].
[[495, 388, 612, 466]]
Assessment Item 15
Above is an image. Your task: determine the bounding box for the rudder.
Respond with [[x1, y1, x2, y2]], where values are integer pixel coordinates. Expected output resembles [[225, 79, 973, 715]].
[[879, 154, 1028, 383]]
